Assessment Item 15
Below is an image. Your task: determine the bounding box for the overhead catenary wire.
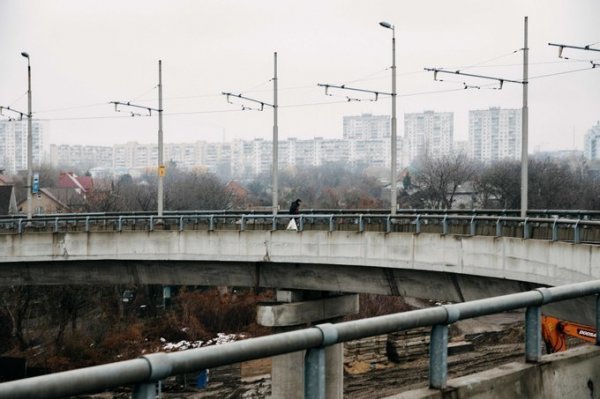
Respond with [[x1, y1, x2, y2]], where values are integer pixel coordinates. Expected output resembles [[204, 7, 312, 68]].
[[455, 48, 522, 71]]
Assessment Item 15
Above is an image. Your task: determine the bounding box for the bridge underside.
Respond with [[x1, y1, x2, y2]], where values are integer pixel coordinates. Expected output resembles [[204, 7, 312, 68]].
[[1, 259, 594, 325]]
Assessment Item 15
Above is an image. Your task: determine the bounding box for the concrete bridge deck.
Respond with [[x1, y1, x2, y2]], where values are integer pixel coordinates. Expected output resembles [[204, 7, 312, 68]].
[[2, 212, 600, 324]]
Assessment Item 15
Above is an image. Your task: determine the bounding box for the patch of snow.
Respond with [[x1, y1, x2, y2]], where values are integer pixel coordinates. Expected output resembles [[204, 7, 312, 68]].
[[160, 333, 248, 352]]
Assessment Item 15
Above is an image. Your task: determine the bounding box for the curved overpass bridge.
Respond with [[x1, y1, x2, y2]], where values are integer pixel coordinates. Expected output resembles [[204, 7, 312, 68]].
[[3, 210, 600, 398], [2, 210, 600, 324]]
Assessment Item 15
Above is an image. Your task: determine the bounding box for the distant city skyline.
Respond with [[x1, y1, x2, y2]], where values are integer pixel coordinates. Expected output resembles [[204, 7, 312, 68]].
[[1, 0, 599, 153], [42, 108, 591, 182]]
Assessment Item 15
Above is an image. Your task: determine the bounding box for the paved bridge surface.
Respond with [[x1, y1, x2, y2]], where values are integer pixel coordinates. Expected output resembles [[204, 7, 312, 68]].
[[2, 210, 600, 324]]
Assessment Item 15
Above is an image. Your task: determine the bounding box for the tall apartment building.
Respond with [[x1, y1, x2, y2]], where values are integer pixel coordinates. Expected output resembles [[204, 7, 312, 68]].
[[49, 144, 113, 169], [404, 111, 453, 164], [0, 120, 44, 174], [469, 107, 521, 163], [584, 121, 600, 161], [343, 113, 390, 140]]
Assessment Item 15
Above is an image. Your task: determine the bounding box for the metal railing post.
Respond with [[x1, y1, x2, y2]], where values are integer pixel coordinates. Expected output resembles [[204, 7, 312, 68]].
[[117, 216, 123, 232], [386, 215, 391, 233], [552, 217, 558, 241], [272, 216, 277, 231], [415, 215, 421, 234], [132, 382, 156, 399], [240, 216, 246, 231], [179, 216, 184, 232], [329, 215, 335, 232], [496, 218, 503, 237], [304, 347, 326, 399], [523, 218, 529, 239], [209, 215, 214, 231], [525, 305, 542, 363], [299, 215, 304, 232], [85, 216, 90, 233], [304, 323, 338, 399], [574, 219, 581, 244], [149, 216, 154, 232], [442, 215, 448, 235], [17, 218, 22, 234], [358, 215, 364, 233], [54, 217, 59, 233], [429, 324, 448, 389], [470, 215, 476, 236]]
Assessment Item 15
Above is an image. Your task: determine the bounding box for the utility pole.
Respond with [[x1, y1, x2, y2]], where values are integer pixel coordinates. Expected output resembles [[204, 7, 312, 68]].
[[521, 17, 529, 218], [273, 53, 278, 215], [380, 21, 397, 215], [111, 60, 164, 217], [318, 22, 398, 214], [424, 16, 529, 217], [222, 52, 279, 214], [158, 60, 164, 218]]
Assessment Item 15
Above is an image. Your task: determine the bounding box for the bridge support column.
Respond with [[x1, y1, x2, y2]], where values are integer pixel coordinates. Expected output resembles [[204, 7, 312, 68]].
[[257, 290, 358, 399]]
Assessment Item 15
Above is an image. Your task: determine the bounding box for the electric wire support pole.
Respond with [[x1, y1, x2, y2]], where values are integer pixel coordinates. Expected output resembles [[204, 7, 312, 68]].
[[111, 60, 164, 218], [22, 52, 33, 220], [158, 60, 164, 218], [424, 16, 529, 218], [318, 21, 398, 215], [383, 22, 398, 216], [222, 52, 279, 215], [521, 17, 529, 218], [272, 53, 278, 216]]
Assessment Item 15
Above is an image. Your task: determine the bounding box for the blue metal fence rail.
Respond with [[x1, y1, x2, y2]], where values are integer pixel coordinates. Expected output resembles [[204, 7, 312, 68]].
[[1, 279, 600, 399]]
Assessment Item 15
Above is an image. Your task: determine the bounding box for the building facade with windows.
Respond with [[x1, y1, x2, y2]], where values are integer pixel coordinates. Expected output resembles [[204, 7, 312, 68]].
[[468, 107, 521, 163], [0, 120, 44, 174], [404, 111, 453, 164], [584, 121, 600, 161], [343, 113, 391, 140]]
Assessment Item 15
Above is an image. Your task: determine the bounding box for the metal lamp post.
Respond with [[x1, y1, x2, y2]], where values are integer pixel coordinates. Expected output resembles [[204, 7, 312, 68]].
[[379, 21, 397, 215], [21, 52, 32, 220]]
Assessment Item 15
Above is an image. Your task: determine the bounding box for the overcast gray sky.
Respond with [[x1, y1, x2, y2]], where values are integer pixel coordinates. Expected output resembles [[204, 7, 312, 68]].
[[1, 0, 599, 151]]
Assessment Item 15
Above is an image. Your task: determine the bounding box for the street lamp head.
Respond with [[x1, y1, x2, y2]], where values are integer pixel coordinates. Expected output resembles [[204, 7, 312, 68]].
[[379, 21, 393, 30], [21, 52, 29, 58]]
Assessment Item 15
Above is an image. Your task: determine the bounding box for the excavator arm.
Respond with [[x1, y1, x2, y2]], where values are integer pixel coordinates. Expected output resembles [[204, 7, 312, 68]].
[[541, 315, 597, 353]]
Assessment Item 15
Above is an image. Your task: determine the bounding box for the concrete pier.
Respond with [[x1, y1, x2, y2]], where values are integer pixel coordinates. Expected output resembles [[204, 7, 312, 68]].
[[257, 291, 359, 399]]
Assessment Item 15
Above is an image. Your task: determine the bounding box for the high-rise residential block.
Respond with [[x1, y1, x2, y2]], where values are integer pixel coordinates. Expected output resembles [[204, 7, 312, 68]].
[[469, 107, 521, 163], [584, 121, 600, 161], [404, 110, 453, 163], [343, 113, 390, 140], [0, 120, 44, 174]]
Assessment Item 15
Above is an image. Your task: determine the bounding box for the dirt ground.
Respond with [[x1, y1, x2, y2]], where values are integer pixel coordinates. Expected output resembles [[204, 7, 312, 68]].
[[343, 312, 527, 399], [78, 311, 554, 399]]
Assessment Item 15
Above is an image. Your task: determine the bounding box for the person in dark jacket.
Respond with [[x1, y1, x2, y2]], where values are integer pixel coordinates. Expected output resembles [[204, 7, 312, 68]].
[[287, 199, 302, 230], [289, 199, 302, 215]]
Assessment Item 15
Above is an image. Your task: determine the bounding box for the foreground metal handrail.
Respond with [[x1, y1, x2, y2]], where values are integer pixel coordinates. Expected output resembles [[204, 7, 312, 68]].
[[1, 279, 600, 399]]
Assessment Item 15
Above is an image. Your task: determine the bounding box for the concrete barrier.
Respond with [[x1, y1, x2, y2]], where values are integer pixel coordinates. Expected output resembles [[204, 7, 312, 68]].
[[387, 345, 600, 399]]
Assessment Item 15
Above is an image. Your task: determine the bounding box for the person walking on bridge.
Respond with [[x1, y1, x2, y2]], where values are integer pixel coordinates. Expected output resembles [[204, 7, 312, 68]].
[[287, 199, 301, 230]]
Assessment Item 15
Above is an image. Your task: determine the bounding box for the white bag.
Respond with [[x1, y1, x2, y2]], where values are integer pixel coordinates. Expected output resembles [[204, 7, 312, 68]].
[[286, 219, 297, 230]]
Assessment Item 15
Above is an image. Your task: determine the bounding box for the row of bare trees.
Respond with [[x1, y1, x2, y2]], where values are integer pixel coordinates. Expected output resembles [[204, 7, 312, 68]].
[[404, 154, 600, 210], [12, 153, 600, 214]]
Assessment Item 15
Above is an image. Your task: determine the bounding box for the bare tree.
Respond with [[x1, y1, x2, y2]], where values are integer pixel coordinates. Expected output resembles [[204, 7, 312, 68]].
[[411, 153, 477, 209], [474, 160, 521, 209]]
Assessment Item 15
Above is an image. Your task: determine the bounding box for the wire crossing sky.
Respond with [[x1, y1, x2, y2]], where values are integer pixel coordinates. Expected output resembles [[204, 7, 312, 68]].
[[1, 0, 599, 152]]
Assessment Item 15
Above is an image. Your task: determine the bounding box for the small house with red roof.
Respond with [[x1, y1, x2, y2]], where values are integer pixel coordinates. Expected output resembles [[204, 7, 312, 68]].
[[55, 172, 94, 212]]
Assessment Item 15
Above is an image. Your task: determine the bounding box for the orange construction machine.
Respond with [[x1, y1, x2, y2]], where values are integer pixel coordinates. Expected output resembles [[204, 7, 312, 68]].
[[541, 315, 597, 353]]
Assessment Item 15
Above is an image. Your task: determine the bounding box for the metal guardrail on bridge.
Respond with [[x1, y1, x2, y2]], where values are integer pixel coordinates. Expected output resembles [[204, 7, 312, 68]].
[[1, 279, 600, 399], [2, 211, 600, 244]]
